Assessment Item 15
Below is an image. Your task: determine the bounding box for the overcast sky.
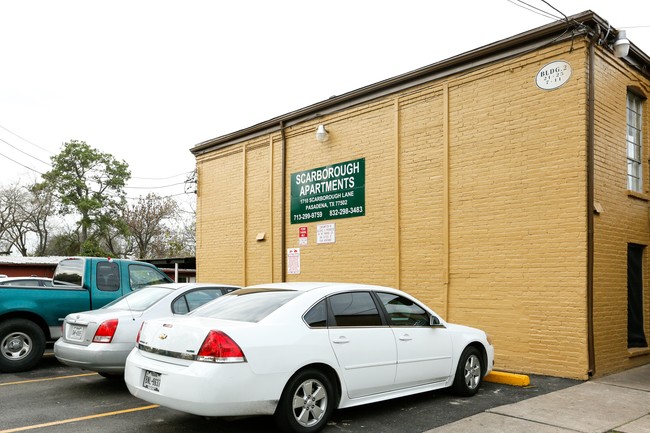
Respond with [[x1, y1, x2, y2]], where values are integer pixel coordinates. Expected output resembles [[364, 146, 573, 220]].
[[1, 0, 649, 202]]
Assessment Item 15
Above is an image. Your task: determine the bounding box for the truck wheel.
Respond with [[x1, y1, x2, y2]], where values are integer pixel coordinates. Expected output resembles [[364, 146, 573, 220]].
[[0, 319, 46, 373]]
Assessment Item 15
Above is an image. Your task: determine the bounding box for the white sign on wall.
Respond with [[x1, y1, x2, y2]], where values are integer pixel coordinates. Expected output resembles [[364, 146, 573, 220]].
[[287, 248, 300, 275], [535, 60, 572, 90], [317, 223, 336, 244]]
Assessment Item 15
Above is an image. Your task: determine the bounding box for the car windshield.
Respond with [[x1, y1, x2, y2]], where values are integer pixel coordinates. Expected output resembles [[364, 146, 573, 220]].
[[189, 288, 300, 322], [101, 286, 175, 312]]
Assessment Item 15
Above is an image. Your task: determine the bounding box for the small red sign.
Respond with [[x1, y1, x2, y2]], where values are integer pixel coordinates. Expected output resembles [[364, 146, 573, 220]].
[[299, 227, 308, 238]]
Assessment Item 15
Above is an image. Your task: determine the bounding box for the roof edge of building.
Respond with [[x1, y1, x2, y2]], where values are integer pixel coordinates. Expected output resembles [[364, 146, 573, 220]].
[[190, 10, 649, 156]]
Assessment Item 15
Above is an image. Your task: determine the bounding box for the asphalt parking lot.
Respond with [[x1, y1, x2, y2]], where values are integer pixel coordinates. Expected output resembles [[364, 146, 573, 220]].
[[0, 350, 579, 433]]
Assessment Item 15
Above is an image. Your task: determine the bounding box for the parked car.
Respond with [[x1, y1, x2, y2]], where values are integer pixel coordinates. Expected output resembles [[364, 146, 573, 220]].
[[54, 282, 240, 377], [0, 257, 173, 373], [124, 282, 494, 433], [0, 277, 53, 287]]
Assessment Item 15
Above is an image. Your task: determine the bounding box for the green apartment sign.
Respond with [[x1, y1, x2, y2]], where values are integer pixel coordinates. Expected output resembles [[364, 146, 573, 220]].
[[291, 158, 365, 224]]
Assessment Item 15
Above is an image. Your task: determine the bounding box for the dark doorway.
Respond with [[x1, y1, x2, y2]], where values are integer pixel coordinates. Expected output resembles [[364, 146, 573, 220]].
[[628, 243, 647, 348]]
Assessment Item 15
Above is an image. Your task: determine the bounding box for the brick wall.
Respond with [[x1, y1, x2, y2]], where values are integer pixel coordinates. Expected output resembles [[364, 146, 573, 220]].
[[195, 38, 650, 379], [592, 48, 650, 375]]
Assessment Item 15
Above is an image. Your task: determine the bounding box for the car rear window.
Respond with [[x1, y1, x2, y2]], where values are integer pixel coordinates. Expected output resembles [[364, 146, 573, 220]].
[[53, 258, 85, 286], [102, 286, 175, 311], [189, 288, 300, 322]]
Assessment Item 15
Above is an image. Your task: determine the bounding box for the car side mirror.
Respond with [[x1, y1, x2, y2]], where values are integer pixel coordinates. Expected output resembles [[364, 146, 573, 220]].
[[430, 315, 441, 326]]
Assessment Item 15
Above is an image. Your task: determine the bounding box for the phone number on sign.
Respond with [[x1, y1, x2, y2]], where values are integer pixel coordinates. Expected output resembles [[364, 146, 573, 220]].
[[292, 211, 323, 222], [329, 206, 364, 217]]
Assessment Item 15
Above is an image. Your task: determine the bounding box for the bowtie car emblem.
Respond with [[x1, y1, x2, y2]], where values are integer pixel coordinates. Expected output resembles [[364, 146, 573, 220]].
[[158, 333, 168, 340]]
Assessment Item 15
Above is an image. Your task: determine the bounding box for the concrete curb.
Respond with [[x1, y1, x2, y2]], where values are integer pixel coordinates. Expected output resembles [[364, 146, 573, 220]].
[[484, 371, 531, 387]]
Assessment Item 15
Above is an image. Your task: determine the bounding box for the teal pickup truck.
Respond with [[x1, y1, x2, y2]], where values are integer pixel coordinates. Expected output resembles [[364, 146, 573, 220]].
[[0, 257, 173, 373]]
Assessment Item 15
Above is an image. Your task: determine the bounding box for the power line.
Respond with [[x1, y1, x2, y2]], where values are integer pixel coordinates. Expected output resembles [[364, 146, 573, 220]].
[[0, 124, 55, 155], [508, 0, 561, 21], [125, 182, 187, 190], [131, 170, 194, 180], [0, 125, 196, 190], [0, 150, 43, 175], [539, 0, 569, 25], [0, 137, 51, 166]]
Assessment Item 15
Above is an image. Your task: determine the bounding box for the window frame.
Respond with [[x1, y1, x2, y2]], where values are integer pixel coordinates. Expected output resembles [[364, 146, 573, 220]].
[[375, 292, 432, 327], [627, 90, 645, 193], [302, 290, 439, 329], [171, 287, 230, 315], [327, 291, 384, 327], [96, 261, 121, 292]]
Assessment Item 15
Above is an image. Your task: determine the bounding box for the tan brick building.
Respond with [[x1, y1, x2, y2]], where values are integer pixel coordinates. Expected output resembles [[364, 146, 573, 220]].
[[190, 11, 650, 380]]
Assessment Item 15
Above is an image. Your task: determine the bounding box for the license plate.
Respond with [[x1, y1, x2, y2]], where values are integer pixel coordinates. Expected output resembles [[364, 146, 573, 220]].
[[143, 370, 161, 392], [69, 325, 84, 341]]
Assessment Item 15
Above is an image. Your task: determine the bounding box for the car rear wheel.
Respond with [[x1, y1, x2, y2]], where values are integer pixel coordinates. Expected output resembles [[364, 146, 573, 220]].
[[0, 319, 46, 373], [452, 346, 483, 396], [274, 368, 335, 433]]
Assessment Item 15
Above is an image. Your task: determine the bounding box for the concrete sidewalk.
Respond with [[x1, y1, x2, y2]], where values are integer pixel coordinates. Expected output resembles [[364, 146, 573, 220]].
[[425, 364, 650, 433]]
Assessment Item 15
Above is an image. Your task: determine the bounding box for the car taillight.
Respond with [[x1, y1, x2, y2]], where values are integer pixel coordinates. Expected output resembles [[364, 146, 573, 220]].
[[93, 319, 118, 343], [196, 330, 246, 363]]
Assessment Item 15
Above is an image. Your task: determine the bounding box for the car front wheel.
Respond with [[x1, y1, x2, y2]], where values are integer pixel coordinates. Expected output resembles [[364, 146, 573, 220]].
[[452, 346, 483, 396], [274, 368, 335, 433]]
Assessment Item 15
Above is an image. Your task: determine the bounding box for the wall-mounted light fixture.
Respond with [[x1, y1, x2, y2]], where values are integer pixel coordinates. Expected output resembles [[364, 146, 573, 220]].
[[316, 124, 329, 142], [613, 30, 630, 58]]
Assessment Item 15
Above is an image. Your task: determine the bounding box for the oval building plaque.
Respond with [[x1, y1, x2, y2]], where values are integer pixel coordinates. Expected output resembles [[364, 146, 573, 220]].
[[536, 61, 572, 90]]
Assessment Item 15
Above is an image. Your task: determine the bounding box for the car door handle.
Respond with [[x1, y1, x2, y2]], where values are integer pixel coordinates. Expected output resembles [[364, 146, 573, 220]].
[[332, 337, 350, 344], [398, 334, 412, 341]]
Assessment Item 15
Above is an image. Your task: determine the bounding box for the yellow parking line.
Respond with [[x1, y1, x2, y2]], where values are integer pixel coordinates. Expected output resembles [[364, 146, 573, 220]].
[[0, 405, 159, 433], [0, 373, 98, 386]]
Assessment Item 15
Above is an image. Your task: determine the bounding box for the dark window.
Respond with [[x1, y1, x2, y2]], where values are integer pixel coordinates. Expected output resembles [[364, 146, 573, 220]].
[[53, 258, 84, 286], [376, 292, 430, 326], [628, 243, 648, 348], [172, 288, 228, 314], [190, 289, 300, 322], [329, 292, 382, 327], [304, 300, 327, 328], [96, 261, 120, 292]]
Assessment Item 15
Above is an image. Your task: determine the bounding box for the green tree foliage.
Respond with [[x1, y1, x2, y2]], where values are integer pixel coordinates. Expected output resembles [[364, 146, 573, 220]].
[[39, 140, 131, 254], [43, 230, 81, 257]]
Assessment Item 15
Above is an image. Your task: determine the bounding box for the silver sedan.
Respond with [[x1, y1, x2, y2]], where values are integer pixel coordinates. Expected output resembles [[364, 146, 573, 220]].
[[54, 282, 239, 377]]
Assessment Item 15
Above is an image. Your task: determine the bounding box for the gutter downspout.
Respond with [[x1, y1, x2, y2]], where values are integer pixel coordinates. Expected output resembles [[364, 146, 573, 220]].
[[280, 121, 287, 282], [587, 33, 596, 377]]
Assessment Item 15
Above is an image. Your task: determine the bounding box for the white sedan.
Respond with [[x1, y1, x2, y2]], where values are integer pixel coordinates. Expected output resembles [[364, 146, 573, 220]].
[[54, 282, 239, 377], [125, 282, 494, 433]]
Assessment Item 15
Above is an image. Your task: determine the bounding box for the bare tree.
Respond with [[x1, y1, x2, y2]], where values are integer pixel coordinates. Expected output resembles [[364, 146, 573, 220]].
[[0, 184, 30, 256], [124, 193, 179, 259], [0, 187, 13, 255], [0, 182, 58, 256], [26, 183, 57, 256]]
